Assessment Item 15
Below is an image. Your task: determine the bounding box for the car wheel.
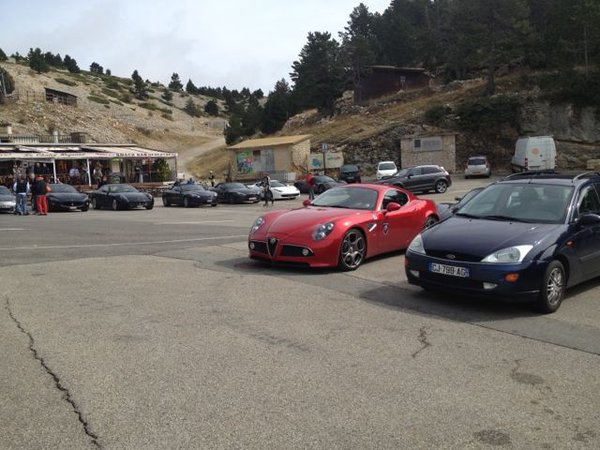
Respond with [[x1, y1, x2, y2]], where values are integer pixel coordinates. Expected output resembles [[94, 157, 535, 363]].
[[184, 197, 190, 208], [229, 195, 235, 204], [338, 229, 366, 271], [211, 203, 218, 207], [434, 180, 448, 194], [162, 197, 170, 207], [92, 198, 100, 210], [146, 204, 153, 210], [536, 260, 566, 313], [424, 216, 438, 229], [81, 206, 89, 212], [111, 199, 119, 211]]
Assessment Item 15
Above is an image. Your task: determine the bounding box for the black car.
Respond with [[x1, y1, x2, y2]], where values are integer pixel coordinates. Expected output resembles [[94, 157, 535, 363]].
[[47, 183, 90, 212], [376, 164, 452, 194], [339, 164, 362, 184], [162, 184, 218, 207], [0, 185, 16, 213], [312, 175, 346, 194], [211, 182, 260, 204], [89, 183, 154, 210], [294, 179, 310, 194], [405, 171, 600, 313]]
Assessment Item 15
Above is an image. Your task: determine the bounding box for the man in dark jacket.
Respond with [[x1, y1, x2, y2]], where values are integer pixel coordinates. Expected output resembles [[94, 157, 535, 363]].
[[12, 175, 30, 215], [32, 175, 49, 215]]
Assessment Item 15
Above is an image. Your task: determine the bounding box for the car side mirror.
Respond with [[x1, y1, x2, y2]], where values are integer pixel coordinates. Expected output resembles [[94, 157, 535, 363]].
[[579, 213, 600, 226], [386, 202, 401, 213], [302, 199, 312, 207], [454, 196, 463, 201]]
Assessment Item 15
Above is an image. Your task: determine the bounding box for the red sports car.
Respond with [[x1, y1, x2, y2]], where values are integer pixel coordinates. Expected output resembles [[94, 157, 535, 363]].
[[248, 184, 439, 270]]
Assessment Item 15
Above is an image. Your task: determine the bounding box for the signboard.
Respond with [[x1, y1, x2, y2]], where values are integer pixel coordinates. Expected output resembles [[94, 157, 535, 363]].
[[309, 152, 344, 170], [413, 136, 443, 152]]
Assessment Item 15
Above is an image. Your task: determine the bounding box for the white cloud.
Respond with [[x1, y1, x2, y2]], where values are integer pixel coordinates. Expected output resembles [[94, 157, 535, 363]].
[[2, 0, 391, 92]]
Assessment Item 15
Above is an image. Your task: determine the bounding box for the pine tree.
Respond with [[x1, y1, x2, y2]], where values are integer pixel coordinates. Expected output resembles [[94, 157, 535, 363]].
[[161, 89, 173, 101], [28, 48, 49, 74], [261, 79, 294, 134], [183, 98, 201, 117], [169, 73, 183, 91], [131, 70, 148, 100], [204, 99, 219, 116], [0, 48, 8, 61], [186, 79, 198, 94], [63, 55, 80, 73], [90, 62, 104, 74]]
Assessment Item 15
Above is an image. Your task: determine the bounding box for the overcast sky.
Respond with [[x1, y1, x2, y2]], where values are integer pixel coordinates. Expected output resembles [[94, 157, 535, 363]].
[[3, 0, 391, 93]]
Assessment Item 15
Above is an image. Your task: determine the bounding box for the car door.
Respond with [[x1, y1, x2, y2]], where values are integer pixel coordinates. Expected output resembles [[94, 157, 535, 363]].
[[98, 185, 111, 207], [377, 189, 419, 251], [404, 167, 424, 191], [173, 186, 184, 206], [571, 185, 600, 278], [422, 166, 442, 191]]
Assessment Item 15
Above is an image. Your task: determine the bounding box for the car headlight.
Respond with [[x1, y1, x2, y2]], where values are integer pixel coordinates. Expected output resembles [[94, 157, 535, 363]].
[[482, 245, 533, 263], [250, 217, 265, 234], [407, 234, 425, 254], [312, 222, 335, 241]]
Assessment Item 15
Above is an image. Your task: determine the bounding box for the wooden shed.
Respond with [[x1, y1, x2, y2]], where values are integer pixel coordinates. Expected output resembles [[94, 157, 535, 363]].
[[45, 88, 78, 106]]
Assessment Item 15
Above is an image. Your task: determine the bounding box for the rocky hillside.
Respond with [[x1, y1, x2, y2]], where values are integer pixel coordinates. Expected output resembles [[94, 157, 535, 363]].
[[0, 62, 226, 157]]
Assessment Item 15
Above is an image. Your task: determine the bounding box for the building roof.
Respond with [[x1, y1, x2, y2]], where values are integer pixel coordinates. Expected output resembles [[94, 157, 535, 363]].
[[0, 143, 176, 160], [228, 135, 311, 150]]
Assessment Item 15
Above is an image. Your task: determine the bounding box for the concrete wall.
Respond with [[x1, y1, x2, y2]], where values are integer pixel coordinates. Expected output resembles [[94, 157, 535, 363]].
[[231, 139, 311, 180]]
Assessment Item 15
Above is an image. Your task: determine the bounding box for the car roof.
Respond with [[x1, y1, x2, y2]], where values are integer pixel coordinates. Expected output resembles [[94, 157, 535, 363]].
[[499, 171, 600, 186]]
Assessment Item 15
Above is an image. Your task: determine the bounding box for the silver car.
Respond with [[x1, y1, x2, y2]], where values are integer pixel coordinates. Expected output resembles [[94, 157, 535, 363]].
[[464, 156, 491, 178]]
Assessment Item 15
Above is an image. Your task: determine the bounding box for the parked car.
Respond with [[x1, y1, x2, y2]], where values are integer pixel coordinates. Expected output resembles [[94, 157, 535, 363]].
[[294, 179, 310, 194], [249, 184, 439, 270], [47, 183, 90, 212], [339, 164, 362, 184], [405, 171, 600, 313], [0, 185, 16, 213], [162, 184, 218, 207], [248, 180, 301, 200], [464, 156, 491, 178], [212, 182, 260, 204], [89, 183, 154, 210], [376, 161, 398, 180], [436, 187, 485, 220], [511, 136, 557, 172], [312, 175, 346, 194], [376, 164, 452, 194]]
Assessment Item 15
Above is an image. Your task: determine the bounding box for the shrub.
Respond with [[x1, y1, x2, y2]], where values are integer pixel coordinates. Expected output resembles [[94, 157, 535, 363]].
[[87, 95, 110, 105], [55, 77, 77, 87], [424, 104, 451, 126], [455, 95, 520, 131]]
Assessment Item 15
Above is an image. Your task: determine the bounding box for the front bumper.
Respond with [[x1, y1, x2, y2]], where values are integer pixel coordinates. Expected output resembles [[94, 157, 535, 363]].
[[248, 233, 340, 268], [405, 251, 546, 299]]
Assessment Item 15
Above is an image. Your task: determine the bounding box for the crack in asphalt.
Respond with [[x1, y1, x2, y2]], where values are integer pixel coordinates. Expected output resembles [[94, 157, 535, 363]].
[[411, 326, 432, 359], [5, 298, 102, 449]]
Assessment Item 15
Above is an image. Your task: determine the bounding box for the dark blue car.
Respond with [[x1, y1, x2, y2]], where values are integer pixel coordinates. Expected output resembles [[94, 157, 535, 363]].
[[405, 171, 600, 313]]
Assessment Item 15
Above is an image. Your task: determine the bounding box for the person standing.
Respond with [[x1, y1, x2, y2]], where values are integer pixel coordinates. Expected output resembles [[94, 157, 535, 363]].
[[209, 170, 215, 187], [13, 175, 30, 215], [306, 172, 315, 200], [262, 173, 273, 207], [32, 175, 49, 215]]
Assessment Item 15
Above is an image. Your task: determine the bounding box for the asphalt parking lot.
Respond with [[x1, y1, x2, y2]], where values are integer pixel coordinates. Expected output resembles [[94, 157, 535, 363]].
[[1, 175, 599, 449]]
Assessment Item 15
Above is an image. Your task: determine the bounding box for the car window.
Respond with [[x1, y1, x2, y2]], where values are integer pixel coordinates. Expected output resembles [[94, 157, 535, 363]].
[[409, 167, 423, 176], [468, 158, 487, 165], [422, 166, 441, 175], [381, 189, 409, 209], [312, 187, 378, 210], [378, 162, 396, 171], [577, 186, 600, 215]]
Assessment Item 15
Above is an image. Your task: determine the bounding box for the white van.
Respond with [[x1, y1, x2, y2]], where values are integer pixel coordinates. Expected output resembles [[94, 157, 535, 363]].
[[511, 136, 557, 172]]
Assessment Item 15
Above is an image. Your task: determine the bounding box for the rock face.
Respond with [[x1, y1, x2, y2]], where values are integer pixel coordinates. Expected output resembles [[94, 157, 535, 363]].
[[519, 102, 600, 169]]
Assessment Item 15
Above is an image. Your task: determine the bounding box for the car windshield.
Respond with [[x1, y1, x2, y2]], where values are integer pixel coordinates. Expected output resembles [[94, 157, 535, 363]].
[[468, 158, 487, 165], [312, 187, 378, 210], [0, 186, 11, 194], [181, 185, 206, 191], [378, 162, 396, 171], [48, 184, 77, 193], [270, 180, 286, 187], [457, 183, 574, 223], [108, 184, 138, 193], [224, 183, 246, 190]]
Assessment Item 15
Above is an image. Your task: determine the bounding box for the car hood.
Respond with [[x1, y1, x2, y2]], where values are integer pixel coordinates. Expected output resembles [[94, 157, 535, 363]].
[[48, 192, 87, 201], [231, 188, 258, 195], [0, 194, 16, 201], [262, 207, 371, 236], [118, 192, 151, 201], [421, 216, 564, 258]]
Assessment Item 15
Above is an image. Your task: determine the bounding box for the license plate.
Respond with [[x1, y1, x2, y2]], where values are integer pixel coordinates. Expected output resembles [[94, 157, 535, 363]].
[[248, 197, 256, 201], [429, 262, 470, 278]]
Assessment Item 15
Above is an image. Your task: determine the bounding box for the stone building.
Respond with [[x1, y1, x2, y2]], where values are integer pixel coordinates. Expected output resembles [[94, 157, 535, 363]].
[[228, 135, 311, 181], [400, 134, 456, 173]]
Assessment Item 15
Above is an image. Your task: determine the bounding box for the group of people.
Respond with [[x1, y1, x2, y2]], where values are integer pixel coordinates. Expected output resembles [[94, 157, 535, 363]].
[[11, 174, 52, 215]]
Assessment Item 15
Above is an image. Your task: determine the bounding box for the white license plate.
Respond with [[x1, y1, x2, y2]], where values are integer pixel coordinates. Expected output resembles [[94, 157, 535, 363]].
[[249, 197, 256, 201], [429, 262, 470, 278]]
